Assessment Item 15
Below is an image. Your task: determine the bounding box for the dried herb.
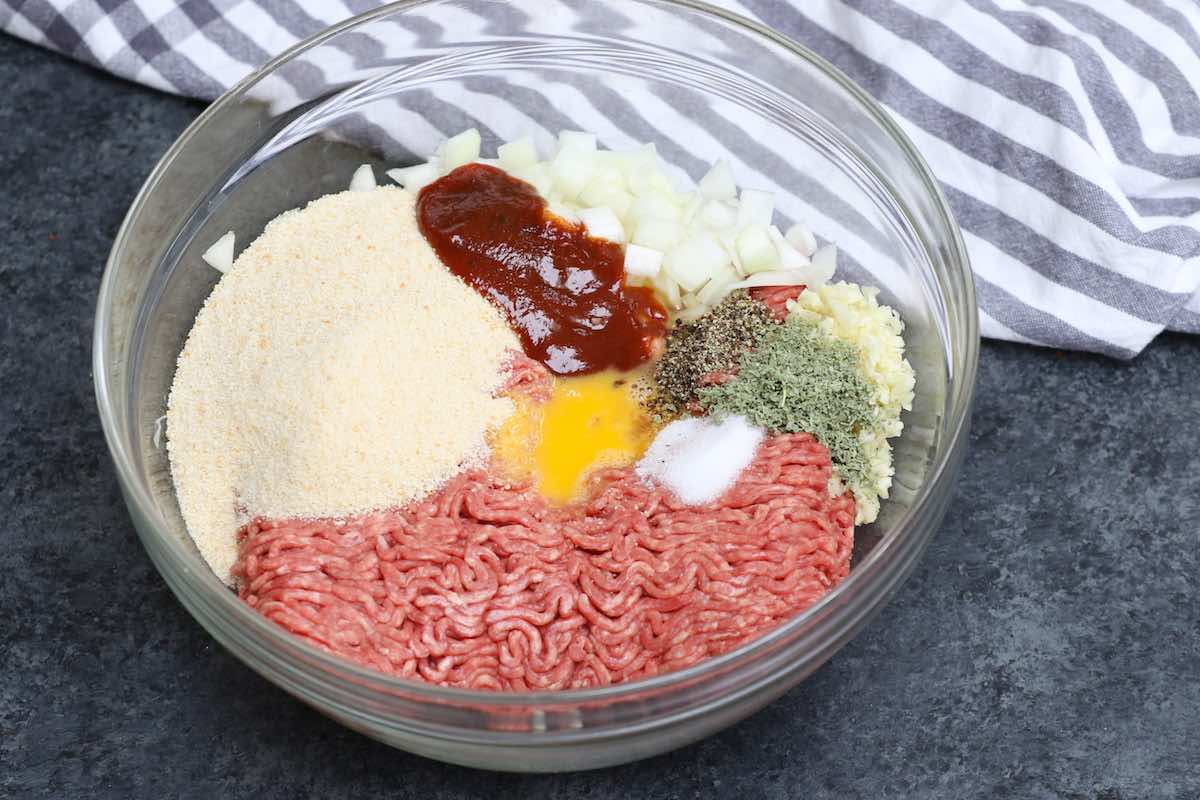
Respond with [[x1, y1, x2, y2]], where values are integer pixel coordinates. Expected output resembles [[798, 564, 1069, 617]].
[[699, 317, 876, 492]]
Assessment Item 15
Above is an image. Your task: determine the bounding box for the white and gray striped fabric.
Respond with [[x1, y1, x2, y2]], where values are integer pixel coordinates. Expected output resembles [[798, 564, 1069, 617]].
[[4, 0, 1198, 358]]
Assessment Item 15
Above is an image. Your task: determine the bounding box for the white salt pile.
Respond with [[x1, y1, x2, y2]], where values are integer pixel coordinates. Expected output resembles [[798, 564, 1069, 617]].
[[636, 415, 764, 505]]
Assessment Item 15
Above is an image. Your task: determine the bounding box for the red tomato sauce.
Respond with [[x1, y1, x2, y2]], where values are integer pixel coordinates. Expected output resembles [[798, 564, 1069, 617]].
[[417, 164, 667, 376]]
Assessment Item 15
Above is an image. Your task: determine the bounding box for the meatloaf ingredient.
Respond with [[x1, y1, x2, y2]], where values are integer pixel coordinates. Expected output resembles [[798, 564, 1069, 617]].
[[531, 372, 654, 503], [388, 129, 832, 319], [167, 187, 518, 582], [416, 163, 667, 376], [699, 317, 876, 504], [235, 431, 854, 690], [787, 281, 916, 522], [650, 290, 776, 419], [635, 415, 764, 505]]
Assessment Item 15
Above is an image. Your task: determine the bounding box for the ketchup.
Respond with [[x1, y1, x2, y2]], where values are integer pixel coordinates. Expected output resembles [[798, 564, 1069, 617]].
[[417, 164, 667, 376]]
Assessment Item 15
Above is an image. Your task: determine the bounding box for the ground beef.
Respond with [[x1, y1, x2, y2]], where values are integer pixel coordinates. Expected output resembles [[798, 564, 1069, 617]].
[[751, 285, 806, 321], [233, 355, 854, 690]]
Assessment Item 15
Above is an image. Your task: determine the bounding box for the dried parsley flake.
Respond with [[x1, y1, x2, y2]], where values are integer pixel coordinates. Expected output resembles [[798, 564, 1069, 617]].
[[699, 317, 876, 492]]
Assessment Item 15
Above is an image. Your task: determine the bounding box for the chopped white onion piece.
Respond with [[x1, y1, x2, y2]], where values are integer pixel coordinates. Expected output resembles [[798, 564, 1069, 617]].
[[716, 230, 745, 277], [614, 142, 658, 176], [497, 137, 539, 170], [808, 244, 838, 285], [550, 148, 596, 200], [579, 206, 626, 243], [202, 231, 235, 273], [696, 263, 739, 306], [785, 223, 818, 257], [653, 269, 682, 309], [679, 192, 703, 225], [442, 128, 481, 171], [510, 163, 553, 196], [698, 160, 737, 200], [736, 189, 774, 229], [665, 233, 726, 292], [632, 217, 686, 252], [624, 244, 664, 277], [386, 161, 440, 191], [547, 200, 580, 224], [627, 168, 675, 198], [767, 225, 811, 270], [699, 199, 737, 230], [578, 181, 633, 219], [557, 130, 597, 155], [631, 192, 682, 223], [727, 270, 811, 290], [348, 164, 377, 192], [591, 165, 627, 189], [736, 225, 781, 274]]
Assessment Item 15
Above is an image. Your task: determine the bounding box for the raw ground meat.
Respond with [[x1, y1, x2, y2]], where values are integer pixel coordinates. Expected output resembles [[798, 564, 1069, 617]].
[[750, 285, 805, 320], [233, 356, 855, 690]]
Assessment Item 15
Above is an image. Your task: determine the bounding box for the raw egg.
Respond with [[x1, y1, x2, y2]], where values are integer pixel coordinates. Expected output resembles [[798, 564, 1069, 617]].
[[492, 371, 654, 503]]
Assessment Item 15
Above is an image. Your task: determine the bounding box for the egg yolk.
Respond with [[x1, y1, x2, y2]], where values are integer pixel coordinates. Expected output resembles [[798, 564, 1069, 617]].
[[492, 372, 653, 503]]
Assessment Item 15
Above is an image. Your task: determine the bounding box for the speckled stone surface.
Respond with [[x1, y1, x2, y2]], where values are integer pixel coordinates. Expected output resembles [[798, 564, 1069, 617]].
[[2, 33, 1198, 799]]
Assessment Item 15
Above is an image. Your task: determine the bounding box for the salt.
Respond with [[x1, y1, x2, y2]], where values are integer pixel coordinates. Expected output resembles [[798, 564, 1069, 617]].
[[636, 415, 764, 505]]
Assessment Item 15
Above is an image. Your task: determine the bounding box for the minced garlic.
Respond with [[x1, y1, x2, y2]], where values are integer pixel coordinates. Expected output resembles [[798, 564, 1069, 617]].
[[787, 282, 916, 523]]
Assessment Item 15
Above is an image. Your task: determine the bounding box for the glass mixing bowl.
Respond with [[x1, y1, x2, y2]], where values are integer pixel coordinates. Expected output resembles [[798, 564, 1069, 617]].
[[94, 0, 977, 772]]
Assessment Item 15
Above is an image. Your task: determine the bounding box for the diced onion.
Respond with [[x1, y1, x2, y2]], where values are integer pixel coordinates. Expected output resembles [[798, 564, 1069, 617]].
[[627, 168, 675, 198], [550, 148, 596, 200], [785, 223, 818, 257], [578, 181, 633, 219], [665, 233, 726, 292], [698, 160, 736, 200], [633, 217, 686, 252], [497, 137, 539, 170], [727, 270, 810, 290], [767, 225, 811, 270], [547, 200, 581, 224], [735, 225, 780, 274], [557, 130, 597, 155], [202, 231, 235, 273], [386, 161, 440, 191], [653, 269, 682, 309], [631, 191, 682, 223], [510, 163, 553, 196], [736, 189, 774, 229], [699, 199, 737, 230], [348, 164, 377, 192], [579, 207, 626, 243], [696, 263, 739, 306], [442, 128, 481, 171], [809, 244, 838, 284], [624, 244, 664, 277], [614, 142, 658, 178]]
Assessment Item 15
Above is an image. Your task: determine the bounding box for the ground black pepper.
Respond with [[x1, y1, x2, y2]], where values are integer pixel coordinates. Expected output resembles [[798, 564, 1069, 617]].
[[649, 291, 777, 419]]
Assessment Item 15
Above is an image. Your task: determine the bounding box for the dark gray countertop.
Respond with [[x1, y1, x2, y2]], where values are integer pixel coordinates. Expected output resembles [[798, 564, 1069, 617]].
[[2, 34, 1198, 799]]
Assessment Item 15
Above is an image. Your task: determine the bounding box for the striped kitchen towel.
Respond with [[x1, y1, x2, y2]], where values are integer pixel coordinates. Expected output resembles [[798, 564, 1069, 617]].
[[3, 0, 1198, 358]]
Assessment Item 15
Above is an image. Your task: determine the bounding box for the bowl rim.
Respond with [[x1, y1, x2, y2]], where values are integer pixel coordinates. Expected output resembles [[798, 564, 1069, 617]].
[[94, 0, 978, 710]]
